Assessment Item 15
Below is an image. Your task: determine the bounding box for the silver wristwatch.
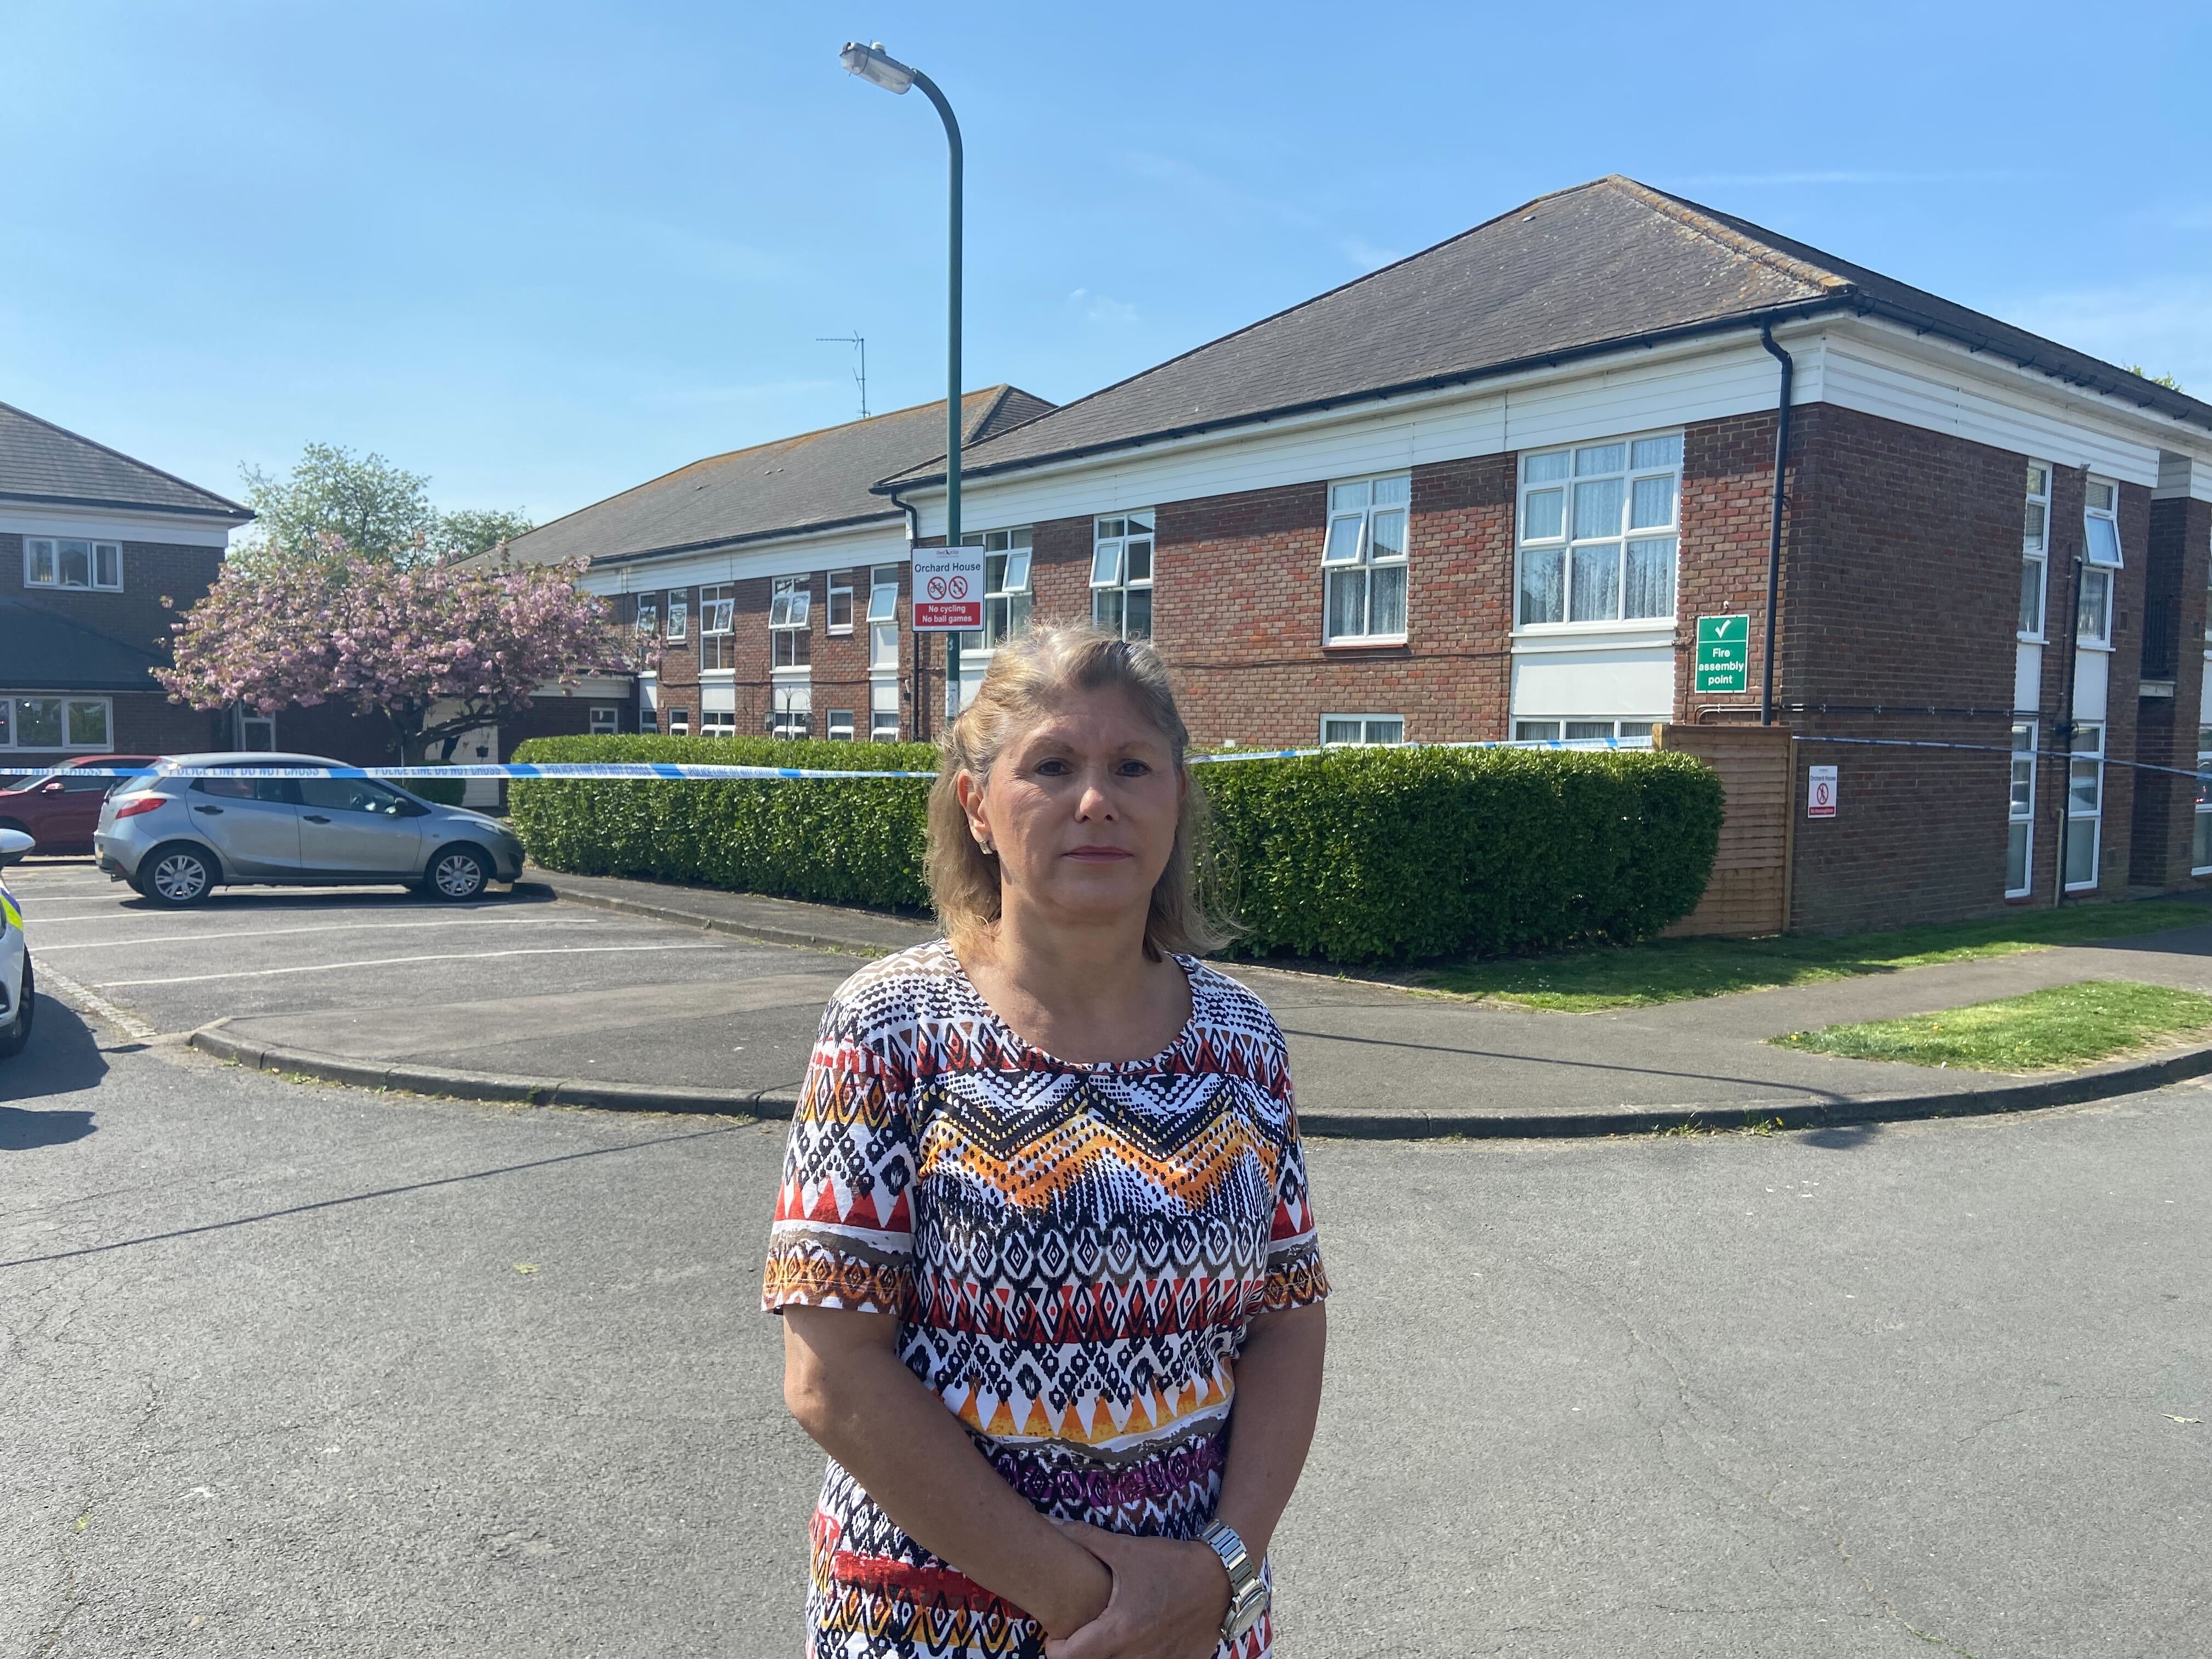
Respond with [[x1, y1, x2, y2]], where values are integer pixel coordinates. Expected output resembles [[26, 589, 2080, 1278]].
[[1200, 1519, 1269, 1643]]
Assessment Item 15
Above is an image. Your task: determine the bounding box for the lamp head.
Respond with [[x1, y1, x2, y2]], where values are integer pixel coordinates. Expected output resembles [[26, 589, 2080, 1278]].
[[839, 41, 915, 94]]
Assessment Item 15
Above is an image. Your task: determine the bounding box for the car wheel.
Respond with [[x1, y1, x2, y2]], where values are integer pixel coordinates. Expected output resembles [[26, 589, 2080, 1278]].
[[137, 844, 217, 907], [423, 844, 492, 902], [0, 956, 32, 1059]]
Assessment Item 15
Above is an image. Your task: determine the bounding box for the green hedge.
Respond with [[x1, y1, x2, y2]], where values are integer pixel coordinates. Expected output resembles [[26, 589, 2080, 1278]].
[[510, 735, 1723, 963], [403, 768, 469, 808], [509, 735, 938, 911], [1200, 744, 1723, 963]]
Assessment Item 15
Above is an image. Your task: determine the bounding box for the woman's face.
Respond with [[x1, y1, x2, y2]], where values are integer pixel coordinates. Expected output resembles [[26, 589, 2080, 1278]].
[[960, 686, 1183, 930]]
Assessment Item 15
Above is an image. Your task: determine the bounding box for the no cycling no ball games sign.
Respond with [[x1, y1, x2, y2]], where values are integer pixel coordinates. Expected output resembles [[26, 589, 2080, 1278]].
[[1695, 613, 1750, 693], [911, 544, 985, 632]]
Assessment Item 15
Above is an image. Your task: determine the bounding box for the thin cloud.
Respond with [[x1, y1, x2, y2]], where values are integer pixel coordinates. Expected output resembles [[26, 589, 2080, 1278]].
[[1069, 288, 1140, 325], [1338, 236, 1404, 273]]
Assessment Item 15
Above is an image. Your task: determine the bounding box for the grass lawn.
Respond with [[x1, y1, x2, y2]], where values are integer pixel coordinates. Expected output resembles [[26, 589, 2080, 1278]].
[[1767, 980, 2212, 1073], [1412, 897, 2212, 1012]]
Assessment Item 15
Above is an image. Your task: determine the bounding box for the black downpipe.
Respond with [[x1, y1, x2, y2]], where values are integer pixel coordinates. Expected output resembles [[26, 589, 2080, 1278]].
[[1758, 327, 1795, 725]]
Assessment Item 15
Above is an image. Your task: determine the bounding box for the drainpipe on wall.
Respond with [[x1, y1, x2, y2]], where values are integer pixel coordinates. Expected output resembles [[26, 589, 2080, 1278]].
[[889, 488, 928, 742], [1758, 326, 1795, 726]]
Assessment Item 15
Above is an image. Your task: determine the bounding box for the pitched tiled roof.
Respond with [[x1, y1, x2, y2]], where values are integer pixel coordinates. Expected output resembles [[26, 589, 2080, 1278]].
[[0, 400, 250, 520], [502, 385, 1055, 568], [881, 176, 2212, 489], [0, 597, 168, 692]]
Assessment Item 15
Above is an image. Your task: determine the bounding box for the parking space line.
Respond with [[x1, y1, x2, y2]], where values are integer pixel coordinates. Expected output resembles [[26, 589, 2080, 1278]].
[[99, 942, 729, 988], [33, 917, 579, 951]]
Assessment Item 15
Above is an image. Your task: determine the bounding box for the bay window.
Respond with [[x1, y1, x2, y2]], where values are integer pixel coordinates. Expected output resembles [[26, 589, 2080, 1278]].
[[25, 537, 122, 591], [1322, 479, 1406, 643], [1092, 514, 1153, 640], [1518, 434, 1680, 627], [2020, 464, 2050, 638]]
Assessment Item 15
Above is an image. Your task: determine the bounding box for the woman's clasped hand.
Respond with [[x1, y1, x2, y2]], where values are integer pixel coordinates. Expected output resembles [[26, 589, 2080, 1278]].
[[1043, 1523, 1233, 1659]]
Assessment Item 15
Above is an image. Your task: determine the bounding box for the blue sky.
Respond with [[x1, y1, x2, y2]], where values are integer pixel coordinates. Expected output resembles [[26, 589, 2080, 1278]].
[[4, 1, 2208, 527]]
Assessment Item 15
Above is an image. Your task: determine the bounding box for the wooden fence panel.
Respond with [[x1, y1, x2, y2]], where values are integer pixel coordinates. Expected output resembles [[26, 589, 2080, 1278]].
[[1654, 724, 1793, 937]]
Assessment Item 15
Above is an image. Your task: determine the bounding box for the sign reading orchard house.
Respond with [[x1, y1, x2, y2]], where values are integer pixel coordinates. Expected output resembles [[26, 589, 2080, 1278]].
[[910, 546, 986, 632]]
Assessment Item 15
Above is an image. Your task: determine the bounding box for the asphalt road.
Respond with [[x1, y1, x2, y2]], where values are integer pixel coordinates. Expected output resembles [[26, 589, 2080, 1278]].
[[4, 994, 2206, 1656]]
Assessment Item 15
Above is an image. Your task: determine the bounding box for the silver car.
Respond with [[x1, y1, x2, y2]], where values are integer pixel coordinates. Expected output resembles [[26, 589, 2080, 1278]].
[[95, 752, 526, 908]]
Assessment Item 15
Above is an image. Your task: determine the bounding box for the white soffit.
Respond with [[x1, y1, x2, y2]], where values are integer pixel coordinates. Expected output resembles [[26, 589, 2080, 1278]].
[[0, 504, 237, 546]]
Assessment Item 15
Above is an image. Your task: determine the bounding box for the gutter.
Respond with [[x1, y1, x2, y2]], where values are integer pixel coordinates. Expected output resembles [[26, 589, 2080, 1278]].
[[0, 490, 252, 522]]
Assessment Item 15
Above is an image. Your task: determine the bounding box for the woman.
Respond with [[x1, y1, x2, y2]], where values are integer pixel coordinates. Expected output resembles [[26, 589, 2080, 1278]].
[[764, 624, 1329, 1658]]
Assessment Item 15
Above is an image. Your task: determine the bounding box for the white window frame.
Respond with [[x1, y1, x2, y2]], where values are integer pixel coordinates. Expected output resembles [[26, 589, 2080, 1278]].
[[698, 585, 735, 671], [770, 682, 812, 741], [2019, 462, 2051, 642], [954, 529, 1034, 653], [2194, 724, 2212, 876], [827, 708, 855, 741], [1319, 714, 1404, 747], [666, 706, 691, 736], [235, 709, 277, 752], [24, 537, 123, 592], [2007, 720, 2037, 897], [1513, 718, 1657, 746], [1091, 514, 1153, 641], [827, 570, 855, 634], [634, 597, 659, 639], [700, 710, 736, 737], [1515, 432, 1682, 631], [1321, 478, 1407, 645], [2064, 721, 2104, 891], [870, 621, 900, 671], [870, 678, 900, 742], [2, 695, 114, 751], [665, 596, 689, 644], [770, 575, 811, 669], [589, 706, 618, 736], [2076, 478, 2123, 650], [867, 563, 901, 624]]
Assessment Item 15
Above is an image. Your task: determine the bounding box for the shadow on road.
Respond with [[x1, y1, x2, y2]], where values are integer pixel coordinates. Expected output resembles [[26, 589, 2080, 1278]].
[[0, 994, 109, 1113], [103, 885, 557, 916]]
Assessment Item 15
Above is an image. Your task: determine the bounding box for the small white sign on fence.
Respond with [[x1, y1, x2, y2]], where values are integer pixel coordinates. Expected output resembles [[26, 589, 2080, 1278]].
[[1807, 764, 1838, 819]]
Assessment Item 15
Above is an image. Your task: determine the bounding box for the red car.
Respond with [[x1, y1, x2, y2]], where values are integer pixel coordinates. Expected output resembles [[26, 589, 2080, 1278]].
[[0, 755, 162, 855]]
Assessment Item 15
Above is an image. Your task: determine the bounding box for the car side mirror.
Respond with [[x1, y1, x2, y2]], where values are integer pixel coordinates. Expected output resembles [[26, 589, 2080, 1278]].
[[0, 827, 34, 865]]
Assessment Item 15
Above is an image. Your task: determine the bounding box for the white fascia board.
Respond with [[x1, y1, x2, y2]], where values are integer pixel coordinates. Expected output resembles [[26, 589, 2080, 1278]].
[[578, 521, 911, 596], [902, 321, 1829, 538], [1820, 314, 2212, 487], [0, 503, 238, 547], [2154, 452, 2212, 503]]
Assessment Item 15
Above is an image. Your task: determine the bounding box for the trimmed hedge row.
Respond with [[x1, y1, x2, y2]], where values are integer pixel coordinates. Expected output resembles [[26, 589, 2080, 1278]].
[[509, 735, 937, 910], [509, 735, 1723, 963]]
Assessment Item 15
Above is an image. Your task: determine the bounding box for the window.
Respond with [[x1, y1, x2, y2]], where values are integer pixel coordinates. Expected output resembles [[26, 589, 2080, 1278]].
[[1514, 718, 1655, 744], [2065, 722, 2103, 889], [870, 679, 900, 742], [299, 777, 412, 816], [1518, 434, 1680, 627], [1320, 715, 1404, 746], [871, 621, 900, 670], [2020, 464, 2050, 639], [771, 683, 811, 741], [25, 538, 122, 591], [666, 595, 689, 644], [770, 577, 811, 669], [238, 712, 276, 752], [867, 563, 901, 624], [2007, 721, 2037, 895], [2, 696, 111, 749], [640, 708, 659, 733], [701, 710, 736, 736], [699, 585, 734, 670], [1091, 515, 1152, 640], [954, 529, 1034, 651], [667, 707, 691, 735], [634, 596, 659, 639], [2077, 479, 2123, 647], [827, 571, 855, 633], [1321, 481, 1406, 643], [2197, 727, 2212, 874], [589, 706, 618, 736], [827, 709, 854, 741]]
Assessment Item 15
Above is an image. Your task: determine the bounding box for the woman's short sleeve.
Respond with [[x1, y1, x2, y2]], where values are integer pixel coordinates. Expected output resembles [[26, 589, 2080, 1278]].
[[761, 992, 918, 1317], [1262, 1110, 1329, 1313]]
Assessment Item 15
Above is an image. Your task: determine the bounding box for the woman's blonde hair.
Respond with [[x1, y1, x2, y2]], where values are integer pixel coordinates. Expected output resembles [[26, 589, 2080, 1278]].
[[927, 623, 1228, 959]]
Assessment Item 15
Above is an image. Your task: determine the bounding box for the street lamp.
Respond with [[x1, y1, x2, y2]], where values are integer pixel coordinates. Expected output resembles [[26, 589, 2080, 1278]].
[[840, 40, 962, 737]]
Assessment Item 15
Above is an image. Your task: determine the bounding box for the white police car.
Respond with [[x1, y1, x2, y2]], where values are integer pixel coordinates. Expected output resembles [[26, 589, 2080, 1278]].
[[0, 826, 32, 1059]]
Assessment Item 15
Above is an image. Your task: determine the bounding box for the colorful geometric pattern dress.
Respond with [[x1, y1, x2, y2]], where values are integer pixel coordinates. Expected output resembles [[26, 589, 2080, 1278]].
[[763, 940, 1328, 1659]]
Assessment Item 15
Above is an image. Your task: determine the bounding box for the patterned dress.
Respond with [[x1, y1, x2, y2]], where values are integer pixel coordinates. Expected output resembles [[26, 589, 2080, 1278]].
[[763, 940, 1327, 1659]]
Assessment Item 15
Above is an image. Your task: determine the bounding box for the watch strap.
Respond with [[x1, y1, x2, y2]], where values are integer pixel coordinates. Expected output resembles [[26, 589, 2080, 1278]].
[[1201, 1520, 1268, 1639]]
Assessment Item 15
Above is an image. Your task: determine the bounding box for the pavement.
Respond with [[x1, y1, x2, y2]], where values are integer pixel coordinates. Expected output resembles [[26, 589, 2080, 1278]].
[[5, 1011, 2208, 1657], [18, 857, 2212, 1133]]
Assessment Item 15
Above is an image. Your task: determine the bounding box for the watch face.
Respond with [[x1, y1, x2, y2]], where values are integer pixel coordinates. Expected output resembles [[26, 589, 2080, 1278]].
[[1224, 1579, 1271, 1639]]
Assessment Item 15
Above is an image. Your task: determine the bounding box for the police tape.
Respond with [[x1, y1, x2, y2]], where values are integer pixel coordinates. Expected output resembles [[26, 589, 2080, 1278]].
[[3, 737, 1657, 785]]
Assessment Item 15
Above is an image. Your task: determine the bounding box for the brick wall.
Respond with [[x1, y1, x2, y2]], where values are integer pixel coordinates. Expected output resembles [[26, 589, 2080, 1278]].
[[1677, 410, 1786, 724], [0, 532, 225, 670]]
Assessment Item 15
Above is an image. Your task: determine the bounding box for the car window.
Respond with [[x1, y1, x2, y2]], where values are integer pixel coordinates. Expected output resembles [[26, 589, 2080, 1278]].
[[191, 777, 256, 800], [297, 777, 408, 815]]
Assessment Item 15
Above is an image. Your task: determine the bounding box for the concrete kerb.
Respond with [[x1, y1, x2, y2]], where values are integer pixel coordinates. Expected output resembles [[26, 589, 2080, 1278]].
[[183, 1017, 2212, 1139]]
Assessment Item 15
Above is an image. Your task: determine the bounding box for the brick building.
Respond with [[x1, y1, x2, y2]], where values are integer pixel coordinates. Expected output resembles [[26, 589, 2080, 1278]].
[[0, 400, 253, 774], [525, 176, 2212, 933]]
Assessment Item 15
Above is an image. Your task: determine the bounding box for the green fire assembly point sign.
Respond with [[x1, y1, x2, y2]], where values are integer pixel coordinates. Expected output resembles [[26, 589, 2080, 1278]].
[[1696, 614, 1750, 693]]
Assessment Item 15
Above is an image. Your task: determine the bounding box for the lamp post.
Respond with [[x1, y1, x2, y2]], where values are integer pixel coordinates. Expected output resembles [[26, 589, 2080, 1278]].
[[840, 40, 961, 737]]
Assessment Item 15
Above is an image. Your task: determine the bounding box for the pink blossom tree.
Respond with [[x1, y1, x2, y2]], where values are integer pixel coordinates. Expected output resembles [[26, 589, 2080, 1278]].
[[160, 537, 642, 761]]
